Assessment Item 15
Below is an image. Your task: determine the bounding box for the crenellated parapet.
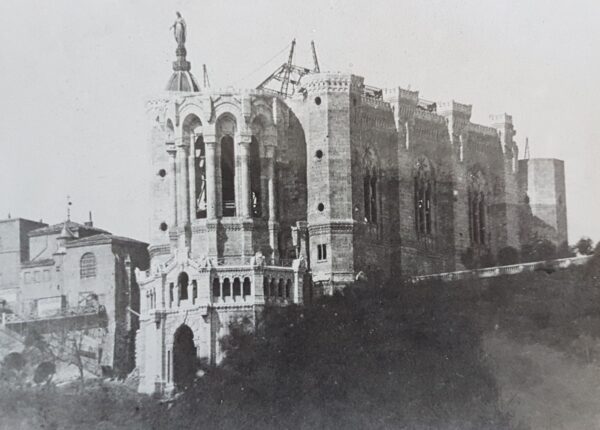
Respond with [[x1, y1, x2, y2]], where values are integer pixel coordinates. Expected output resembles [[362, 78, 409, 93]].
[[302, 73, 364, 94]]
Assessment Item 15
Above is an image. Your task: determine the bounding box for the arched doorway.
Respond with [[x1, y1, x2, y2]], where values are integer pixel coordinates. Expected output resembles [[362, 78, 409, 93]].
[[172, 324, 196, 389]]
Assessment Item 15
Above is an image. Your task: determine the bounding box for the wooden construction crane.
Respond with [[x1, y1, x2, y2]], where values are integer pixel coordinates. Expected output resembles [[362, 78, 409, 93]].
[[256, 39, 314, 98], [311, 40, 320, 73]]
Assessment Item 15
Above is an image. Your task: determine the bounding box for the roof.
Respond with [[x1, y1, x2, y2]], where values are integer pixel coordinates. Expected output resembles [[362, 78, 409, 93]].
[[0, 218, 47, 227], [166, 70, 200, 92], [66, 233, 148, 249], [29, 221, 110, 238]]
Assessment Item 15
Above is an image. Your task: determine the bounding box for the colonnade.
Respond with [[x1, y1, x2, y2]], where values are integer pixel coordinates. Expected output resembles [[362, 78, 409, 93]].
[[166, 125, 278, 225]]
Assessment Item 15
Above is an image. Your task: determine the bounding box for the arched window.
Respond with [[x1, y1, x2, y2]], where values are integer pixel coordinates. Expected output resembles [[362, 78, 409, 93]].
[[414, 157, 434, 236], [221, 136, 236, 217], [233, 278, 241, 297], [468, 170, 487, 245], [243, 277, 252, 296], [285, 279, 292, 299], [192, 280, 197, 304], [212, 278, 220, 298], [177, 272, 189, 301], [270, 278, 277, 297], [278, 279, 284, 297], [80, 253, 97, 279], [363, 148, 379, 224], [222, 278, 231, 297], [263, 277, 269, 297]]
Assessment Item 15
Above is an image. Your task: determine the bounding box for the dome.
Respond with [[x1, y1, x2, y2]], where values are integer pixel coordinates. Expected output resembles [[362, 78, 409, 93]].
[[166, 70, 200, 92]]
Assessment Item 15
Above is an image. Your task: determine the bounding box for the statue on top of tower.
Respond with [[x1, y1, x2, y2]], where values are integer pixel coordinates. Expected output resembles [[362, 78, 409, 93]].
[[171, 12, 186, 47]]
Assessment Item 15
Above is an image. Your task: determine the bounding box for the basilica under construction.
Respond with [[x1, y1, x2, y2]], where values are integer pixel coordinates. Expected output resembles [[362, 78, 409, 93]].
[[135, 17, 567, 393]]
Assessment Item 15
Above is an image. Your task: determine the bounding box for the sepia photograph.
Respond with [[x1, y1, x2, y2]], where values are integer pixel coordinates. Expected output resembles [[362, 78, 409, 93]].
[[1, 1, 599, 428]]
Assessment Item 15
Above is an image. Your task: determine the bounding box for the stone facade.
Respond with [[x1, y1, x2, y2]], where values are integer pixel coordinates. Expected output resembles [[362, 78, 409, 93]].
[[1, 218, 149, 376], [518, 158, 568, 247], [136, 36, 567, 394]]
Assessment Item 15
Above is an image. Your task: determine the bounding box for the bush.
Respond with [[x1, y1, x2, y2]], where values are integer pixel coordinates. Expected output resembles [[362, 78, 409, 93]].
[[33, 361, 56, 385], [521, 238, 557, 262], [575, 237, 594, 255], [497, 246, 519, 265], [480, 250, 497, 268]]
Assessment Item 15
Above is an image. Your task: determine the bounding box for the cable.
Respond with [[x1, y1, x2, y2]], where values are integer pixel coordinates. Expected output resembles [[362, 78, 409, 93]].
[[229, 42, 292, 87]]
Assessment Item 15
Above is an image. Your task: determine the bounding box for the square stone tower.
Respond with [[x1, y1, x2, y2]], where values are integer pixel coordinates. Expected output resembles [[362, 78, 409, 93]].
[[518, 158, 568, 246]]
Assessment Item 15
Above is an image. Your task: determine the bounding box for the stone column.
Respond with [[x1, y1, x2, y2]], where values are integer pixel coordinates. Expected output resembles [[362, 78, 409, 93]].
[[238, 138, 252, 218], [188, 134, 197, 222], [166, 143, 177, 228], [177, 140, 190, 226], [265, 145, 279, 262], [205, 140, 218, 220], [266, 146, 277, 221]]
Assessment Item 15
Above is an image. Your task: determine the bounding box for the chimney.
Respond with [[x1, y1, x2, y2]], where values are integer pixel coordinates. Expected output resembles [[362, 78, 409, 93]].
[[84, 211, 94, 227]]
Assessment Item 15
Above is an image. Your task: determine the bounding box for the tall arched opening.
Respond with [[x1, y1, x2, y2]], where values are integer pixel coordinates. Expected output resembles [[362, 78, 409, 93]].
[[172, 324, 196, 389], [221, 135, 236, 216]]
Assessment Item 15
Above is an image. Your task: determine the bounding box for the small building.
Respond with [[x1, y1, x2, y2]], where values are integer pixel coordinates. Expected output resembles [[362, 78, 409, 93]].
[[1, 217, 149, 376]]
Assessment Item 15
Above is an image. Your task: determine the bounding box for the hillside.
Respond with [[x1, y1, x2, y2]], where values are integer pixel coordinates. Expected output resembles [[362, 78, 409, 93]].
[[2, 255, 600, 429]]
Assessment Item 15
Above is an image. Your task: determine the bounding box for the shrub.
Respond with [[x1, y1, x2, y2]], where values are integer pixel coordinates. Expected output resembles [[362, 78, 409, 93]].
[[521, 238, 557, 262], [480, 250, 497, 268], [33, 361, 56, 385], [575, 237, 594, 255], [497, 246, 519, 265]]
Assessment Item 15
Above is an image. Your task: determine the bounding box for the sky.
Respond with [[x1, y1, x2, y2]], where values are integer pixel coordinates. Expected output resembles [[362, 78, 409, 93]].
[[0, 0, 599, 244]]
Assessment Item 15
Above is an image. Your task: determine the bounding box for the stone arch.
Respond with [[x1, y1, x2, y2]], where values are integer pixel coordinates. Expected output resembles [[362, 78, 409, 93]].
[[179, 102, 209, 128], [172, 324, 196, 389], [213, 99, 244, 128]]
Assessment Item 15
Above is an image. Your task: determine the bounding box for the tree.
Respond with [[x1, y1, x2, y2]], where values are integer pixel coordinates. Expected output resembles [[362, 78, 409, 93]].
[[497, 246, 519, 266], [575, 237, 594, 256], [556, 241, 575, 258], [26, 327, 102, 391]]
